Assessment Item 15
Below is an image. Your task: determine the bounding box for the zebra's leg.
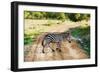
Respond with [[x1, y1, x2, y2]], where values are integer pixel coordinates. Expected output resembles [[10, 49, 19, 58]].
[[42, 46, 45, 53], [42, 42, 45, 53], [48, 43, 55, 52], [51, 47, 55, 52], [46, 41, 55, 52], [56, 42, 61, 52], [42, 43, 52, 53], [42, 44, 55, 53], [51, 48, 55, 52], [42, 39, 49, 53], [42, 44, 48, 53], [42, 42, 47, 53]]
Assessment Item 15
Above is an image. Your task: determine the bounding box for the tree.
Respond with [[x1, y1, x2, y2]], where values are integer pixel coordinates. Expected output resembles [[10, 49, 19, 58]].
[[24, 11, 90, 22], [24, 11, 32, 19]]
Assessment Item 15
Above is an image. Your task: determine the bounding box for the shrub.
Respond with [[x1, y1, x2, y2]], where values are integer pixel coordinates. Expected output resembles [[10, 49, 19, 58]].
[[24, 34, 33, 45], [70, 26, 90, 56]]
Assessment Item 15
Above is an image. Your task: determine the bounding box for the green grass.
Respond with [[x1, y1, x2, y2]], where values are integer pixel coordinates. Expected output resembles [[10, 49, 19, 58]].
[[24, 30, 43, 45], [70, 26, 90, 57], [24, 34, 33, 45]]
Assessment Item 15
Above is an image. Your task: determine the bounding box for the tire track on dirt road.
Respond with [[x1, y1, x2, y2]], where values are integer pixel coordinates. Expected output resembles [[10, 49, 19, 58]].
[[24, 40, 88, 62]]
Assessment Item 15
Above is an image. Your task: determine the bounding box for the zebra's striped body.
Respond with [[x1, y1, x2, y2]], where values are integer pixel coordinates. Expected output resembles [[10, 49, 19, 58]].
[[42, 32, 71, 53]]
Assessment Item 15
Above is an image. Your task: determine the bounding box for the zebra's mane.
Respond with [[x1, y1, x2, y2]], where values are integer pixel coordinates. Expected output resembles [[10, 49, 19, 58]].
[[61, 31, 70, 38]]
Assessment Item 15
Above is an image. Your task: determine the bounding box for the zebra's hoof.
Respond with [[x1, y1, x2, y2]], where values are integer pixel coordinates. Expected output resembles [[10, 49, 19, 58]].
[[42, 50, 45, 53], [69, 41, 71, 43], [56, 48, 61, 52], [56, 48, 59, 49], [58, 49, 61, 52], [52, 50, 55, 52]]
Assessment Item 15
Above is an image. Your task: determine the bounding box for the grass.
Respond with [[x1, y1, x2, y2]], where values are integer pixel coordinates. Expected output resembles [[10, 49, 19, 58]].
[[70, 25, 90, 57], [24, 33, 33, 45]]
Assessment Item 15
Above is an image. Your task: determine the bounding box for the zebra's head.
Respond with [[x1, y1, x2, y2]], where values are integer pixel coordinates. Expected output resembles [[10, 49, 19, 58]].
[[65, 31, 72, 43]]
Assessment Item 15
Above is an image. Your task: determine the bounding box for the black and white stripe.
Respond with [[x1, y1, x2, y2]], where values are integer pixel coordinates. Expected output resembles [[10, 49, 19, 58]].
[[42, 32, 71, 53]]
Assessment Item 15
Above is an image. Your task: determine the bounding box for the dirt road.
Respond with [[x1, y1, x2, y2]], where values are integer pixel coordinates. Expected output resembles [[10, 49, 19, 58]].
[[24, 20, 89, 62], [44, 20, 89, 32], [24, 40, 89, 62]]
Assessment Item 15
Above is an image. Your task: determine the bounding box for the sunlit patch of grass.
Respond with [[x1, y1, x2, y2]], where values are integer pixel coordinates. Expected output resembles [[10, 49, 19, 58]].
[[80, 23, 89, 28]]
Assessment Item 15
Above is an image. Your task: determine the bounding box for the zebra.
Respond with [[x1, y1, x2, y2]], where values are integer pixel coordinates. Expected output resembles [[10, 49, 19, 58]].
[[41, 31, 72, 53]]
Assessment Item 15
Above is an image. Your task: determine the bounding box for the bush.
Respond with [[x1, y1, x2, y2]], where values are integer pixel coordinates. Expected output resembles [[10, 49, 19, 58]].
[[68, 13, 90, 22], [24, 11, 90, 22], [70, 26, 90, 56], [24, 34, 33, 45]]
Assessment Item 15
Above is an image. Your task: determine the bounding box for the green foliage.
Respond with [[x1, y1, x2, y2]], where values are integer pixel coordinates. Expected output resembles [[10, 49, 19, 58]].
[[71, 26, 90, 37], [32, 12, 43, 19], [56, 13, 66, 20], [24, 11, 90, 22], [70, 26, 90, 56], [24, 30, 43, 45], [68, 13, 90, 22], [24, 33, 33, 45], [80, 14, 90, 21], [24, 11, 32, 19]]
